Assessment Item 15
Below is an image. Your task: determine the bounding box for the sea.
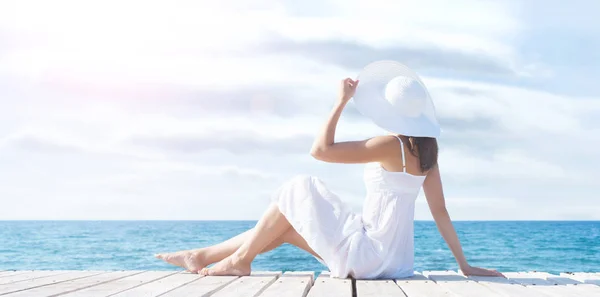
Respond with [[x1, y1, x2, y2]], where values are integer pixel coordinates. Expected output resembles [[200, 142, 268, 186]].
[[1, 221, 598, 273]]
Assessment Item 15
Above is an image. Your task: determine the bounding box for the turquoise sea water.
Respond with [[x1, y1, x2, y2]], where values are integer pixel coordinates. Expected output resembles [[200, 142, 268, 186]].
[[0, 221, 598, 273]]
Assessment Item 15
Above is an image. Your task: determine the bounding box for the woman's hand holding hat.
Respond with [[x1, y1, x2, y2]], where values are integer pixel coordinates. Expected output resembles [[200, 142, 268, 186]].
[[338, 78, 359, 103]]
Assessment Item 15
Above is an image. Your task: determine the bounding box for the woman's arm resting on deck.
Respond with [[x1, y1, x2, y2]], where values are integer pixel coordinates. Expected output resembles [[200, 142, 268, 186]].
[[423, 165, 505, 277]]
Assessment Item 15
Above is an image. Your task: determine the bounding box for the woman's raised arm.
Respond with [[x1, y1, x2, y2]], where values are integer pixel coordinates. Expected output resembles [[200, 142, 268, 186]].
[[310, 78, 399, 164]]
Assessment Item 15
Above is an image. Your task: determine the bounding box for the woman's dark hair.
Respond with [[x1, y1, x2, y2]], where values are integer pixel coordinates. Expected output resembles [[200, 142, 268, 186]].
[[405, 136, 438, 172]]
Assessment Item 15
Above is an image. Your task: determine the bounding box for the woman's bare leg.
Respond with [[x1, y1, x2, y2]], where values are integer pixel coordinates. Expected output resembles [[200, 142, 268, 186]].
[[155, 227, 286, 272], [156, 207, 321, 274], [155, 229, 253, 272], [199, 204, 293, 276]]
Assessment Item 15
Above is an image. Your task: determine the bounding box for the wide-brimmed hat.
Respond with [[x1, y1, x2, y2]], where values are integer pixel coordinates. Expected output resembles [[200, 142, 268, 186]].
[[352, 60, 441, 138]]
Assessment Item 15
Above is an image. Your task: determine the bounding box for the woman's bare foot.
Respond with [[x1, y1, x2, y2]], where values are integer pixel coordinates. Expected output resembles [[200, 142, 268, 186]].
[[199, 254, 251, 276], [155, 250, 206, 273]]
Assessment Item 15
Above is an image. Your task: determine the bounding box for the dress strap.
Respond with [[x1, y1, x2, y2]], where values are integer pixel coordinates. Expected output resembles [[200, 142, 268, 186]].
[[393, 135, 407, 172]]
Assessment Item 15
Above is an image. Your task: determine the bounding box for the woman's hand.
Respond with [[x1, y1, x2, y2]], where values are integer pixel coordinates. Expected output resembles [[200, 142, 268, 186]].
[[338, 78, 359, 103], [461, 265, 505, 277]]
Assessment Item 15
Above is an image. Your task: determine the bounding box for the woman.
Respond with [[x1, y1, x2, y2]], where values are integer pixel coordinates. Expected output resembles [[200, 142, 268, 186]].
[[156, 63, 504, 279]]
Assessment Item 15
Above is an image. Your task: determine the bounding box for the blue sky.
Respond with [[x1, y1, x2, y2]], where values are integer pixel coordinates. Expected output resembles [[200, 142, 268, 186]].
[[0, 0, 599, 220]]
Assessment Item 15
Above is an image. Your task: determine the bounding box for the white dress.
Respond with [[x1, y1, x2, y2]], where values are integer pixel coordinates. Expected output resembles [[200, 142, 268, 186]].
[[271, 136, 426, 279]]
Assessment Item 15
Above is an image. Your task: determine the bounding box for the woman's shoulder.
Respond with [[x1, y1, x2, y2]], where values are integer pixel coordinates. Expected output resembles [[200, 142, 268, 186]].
[[365, 134, 403, 148], [362, 134, 408, 160], [369, 134, 404, 141]]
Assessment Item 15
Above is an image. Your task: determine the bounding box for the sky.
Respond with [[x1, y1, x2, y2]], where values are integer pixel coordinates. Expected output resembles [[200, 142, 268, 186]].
[[0, 0, 599, 220]]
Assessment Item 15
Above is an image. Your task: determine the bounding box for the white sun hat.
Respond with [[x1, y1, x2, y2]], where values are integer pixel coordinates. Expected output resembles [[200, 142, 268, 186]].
[[352, 60, 441, 138]]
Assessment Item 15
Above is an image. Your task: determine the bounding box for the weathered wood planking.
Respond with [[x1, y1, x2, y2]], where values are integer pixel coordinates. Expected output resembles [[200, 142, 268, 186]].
[[504, 272, 583, 297], [395, 273, 457, 297], [258, 272, 313, 297], [2, 271, 140, 297], [560, 272, 600, 285], [59, 271, 177, 297], [305, 272, 352, 297], [467, 274, 553, 297], [110, 272, 202, 297], [528, 271, 600, 297], [519, 271, 600, 297], [423, 270, 505, 297], [0, 272, 34, 280], [160, 275, 239, 297], [281, 271, 315, 284], [0, 271, 103, 296], [0, 271, 70, 285], [211, 273, 280, 297], [1, 270, 599, 297], [355, 280, 406, 297]]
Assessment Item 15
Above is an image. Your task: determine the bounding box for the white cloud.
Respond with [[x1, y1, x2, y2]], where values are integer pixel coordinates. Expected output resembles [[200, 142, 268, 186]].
[[0, 0, 529, 90], [428, 78, 600, 136], [441, 148, 567, 181], [0, 0, 599, 220]]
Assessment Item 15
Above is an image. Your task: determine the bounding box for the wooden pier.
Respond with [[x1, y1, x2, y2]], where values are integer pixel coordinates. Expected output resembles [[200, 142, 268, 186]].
[[0, 269, 598, 296]]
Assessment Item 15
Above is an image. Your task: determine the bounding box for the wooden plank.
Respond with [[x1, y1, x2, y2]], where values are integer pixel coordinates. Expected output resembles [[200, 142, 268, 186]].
[[395, 272, 457, 297], [0, 272, 31, 280], [524, 271, 600, 297], [283, 271, 315, 285], [160, 276, 238, 297], [305, 274, 351, 297], [211, 275, 280, 297], [2, 271, 141, 297], [356, 280, 406, 297], [467, 274, 553, 297], [60, 271, 177, 297], [423, 270, 505, 297], [504, 272, 557, 285], [527, 272, 581, 285], [0, 271, 103, 296], [258, 272, 313, 297], [318, 271, 330, 277], [504, 272, 583, 297], [560, 272, 600, 285], [0, 271, 69, 285], [251, 271, 284, 277], [109, 272, 201, 297], [532, 272, 600, 297]]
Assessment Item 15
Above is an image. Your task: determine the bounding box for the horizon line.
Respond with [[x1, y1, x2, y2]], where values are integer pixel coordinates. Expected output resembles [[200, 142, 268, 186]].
[[1, 219, 599, 222]]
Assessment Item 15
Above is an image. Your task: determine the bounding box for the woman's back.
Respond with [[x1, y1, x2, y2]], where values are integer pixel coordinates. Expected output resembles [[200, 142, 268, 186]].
[[355, 135, 428, 278]]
